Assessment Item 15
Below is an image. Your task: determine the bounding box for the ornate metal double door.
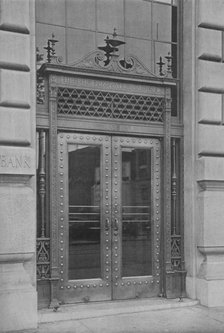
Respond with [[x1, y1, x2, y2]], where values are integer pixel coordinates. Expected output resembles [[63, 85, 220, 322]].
[[58, 132, 161, 303]]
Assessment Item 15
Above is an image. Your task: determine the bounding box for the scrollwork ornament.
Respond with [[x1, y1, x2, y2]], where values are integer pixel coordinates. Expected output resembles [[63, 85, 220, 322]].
[[51, 55, 63, 65], [70, 50, 158, 78]]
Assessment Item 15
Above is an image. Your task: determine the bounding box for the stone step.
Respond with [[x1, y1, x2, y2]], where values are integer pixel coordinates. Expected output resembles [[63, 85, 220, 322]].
[[39, 298, 199, 324]]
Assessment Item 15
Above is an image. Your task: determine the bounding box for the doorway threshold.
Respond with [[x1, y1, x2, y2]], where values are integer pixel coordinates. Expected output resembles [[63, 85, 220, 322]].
[[38, 298, 199, 324]]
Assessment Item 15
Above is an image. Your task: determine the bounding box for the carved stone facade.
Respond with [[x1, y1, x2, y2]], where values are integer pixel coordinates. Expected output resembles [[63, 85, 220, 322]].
[[0, 0, 37, 332], [183, 0, 224, 307]]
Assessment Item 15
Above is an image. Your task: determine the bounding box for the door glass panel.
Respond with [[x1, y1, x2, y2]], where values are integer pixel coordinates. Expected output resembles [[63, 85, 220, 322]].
[[68, 144, 101, 280], [122, 148, 152, 277]]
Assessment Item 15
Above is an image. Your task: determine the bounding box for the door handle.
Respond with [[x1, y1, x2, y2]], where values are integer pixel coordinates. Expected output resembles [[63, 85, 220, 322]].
[[114, 218, 119, 231], [105, 218, 110, 231]]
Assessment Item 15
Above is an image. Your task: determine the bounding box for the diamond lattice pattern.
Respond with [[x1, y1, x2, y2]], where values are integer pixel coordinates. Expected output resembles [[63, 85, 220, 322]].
[[57, 88, 164, 122]]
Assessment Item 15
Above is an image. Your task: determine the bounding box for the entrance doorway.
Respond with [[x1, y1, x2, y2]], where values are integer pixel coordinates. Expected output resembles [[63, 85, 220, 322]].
[[58, 132, 161, 303], [36, 52, 185, 307]]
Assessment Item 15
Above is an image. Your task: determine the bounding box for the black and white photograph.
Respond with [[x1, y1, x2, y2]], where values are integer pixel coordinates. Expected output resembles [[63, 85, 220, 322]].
[[1, 1, 224, 332]]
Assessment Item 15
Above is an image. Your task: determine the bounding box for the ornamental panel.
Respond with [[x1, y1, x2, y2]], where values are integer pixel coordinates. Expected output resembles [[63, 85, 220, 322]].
[[57, 88, 165, 122]]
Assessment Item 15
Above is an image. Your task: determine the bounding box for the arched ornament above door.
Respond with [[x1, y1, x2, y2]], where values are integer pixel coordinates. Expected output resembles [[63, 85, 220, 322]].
[[69, 50, 157, 77]]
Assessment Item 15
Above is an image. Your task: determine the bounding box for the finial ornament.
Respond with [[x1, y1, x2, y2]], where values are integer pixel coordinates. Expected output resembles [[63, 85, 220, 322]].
[[97, 28, 125, 66], [156, 56, 165, 76], [44, 33, 59, 63], [165, 52, 173, 78], [37, 33, 62, 104], [156, 52, 173, 78]]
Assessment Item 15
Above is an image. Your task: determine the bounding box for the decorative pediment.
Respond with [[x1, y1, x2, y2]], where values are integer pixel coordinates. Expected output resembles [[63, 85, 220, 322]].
[[37, 31, 173, 79], [69, 50, 158, 78]]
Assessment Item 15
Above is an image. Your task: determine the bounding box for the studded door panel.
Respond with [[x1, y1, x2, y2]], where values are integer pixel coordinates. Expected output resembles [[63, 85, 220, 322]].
[[112, 136, 161, 299], [58, 133, 112, 303]]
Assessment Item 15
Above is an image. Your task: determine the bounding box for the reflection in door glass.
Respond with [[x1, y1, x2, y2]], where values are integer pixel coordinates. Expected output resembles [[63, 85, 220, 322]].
[[68, 144, 101, 280], [122, 148, 152, 277]]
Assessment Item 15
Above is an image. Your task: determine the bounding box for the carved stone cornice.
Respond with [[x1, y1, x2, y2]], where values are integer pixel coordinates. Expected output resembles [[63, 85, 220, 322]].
[[197, 180, 224, 191], [197, 246, 224, 280], [198, 246, 224, 256], [0, 252, 34, 263]]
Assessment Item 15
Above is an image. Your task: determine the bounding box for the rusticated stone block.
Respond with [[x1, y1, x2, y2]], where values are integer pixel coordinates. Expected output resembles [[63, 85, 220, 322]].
[[197, 28, 221, 61], [198, 0, 224, 30], [0, 107, 31, 145], [198, 92, 222, 124], [0, 185, 35, 254], [0, 30, 30, 70], [197, 156, 224, 180], [198, 190, 224, 245], [198, 61, 224, 93], [0, 146, 35, 175], [0, 0, 30, 33], [0, 261, 37, 331], [198, 124, 224, 156], [0, 69, 30, 108], [196, 278, 224, 307]]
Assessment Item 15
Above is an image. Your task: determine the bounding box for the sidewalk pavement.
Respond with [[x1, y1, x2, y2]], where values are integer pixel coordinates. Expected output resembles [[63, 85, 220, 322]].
[[13, 298, 224, 333]]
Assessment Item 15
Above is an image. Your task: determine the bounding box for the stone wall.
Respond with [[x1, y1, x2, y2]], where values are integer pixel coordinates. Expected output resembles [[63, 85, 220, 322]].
[[0, 0, 37, 331], [183, 0, 224, 307]]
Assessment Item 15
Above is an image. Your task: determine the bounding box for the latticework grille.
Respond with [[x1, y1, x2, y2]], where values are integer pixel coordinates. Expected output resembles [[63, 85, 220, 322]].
[[57, 88, 165, 122]]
